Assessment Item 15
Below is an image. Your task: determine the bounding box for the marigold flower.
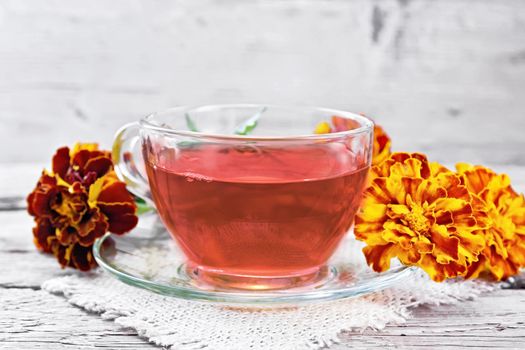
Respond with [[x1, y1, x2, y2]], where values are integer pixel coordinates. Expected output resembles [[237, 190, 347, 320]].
[[456, 164, 525, 281], [314, 115, 391, 166], [371, 124, 391, 166], [354, 153, 488, 282], [27, 143, 138, 271]]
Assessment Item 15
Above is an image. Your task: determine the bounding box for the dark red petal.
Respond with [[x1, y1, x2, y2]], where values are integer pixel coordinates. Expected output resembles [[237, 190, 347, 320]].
[[50, 241, 70, 268], [84, 156, 113, 179], [31, 185, 58, 217], [77, 218, 109, 246], [77, 208, 109, 238], [108, 213, 138, 235], [50, 188, 88, 224], [72, 150, 91, 170], [98, 182, 135, 204], [52, 147, 71, 179], [71, 244, 97, 271], [82, 172, 98, 187], [27, 191, 36, 216], [39, 173, 57, 186], [99, 202, 138, 234], [56, 226, 79, 246], [76, 208, 98, 237], [32, 218, 55, 253]]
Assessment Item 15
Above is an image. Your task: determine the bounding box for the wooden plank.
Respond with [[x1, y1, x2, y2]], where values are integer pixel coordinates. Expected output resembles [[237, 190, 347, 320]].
[[337, 290, 525, 348], [1, 287, 523, 350], [0, 289, 159, 349], [0, 0, 525, 165], [0, 209, 159, 349], [0, 211, 75, 288]]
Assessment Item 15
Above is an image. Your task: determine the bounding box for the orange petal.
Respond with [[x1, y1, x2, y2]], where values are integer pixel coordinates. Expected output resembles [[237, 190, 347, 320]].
[[362, 244, 396, 272], [430, 225, 460, 263]]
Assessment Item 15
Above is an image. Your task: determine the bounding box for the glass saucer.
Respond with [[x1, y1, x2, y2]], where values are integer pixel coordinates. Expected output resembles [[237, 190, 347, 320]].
[[93, 213, 414, 305]]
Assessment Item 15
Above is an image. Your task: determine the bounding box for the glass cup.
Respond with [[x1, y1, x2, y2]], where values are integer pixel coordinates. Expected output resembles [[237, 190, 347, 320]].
[[113, 105, 373, 290]]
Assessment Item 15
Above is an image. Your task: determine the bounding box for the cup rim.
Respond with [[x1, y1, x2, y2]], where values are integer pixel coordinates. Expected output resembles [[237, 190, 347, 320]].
[[139, 104, 374, 142]]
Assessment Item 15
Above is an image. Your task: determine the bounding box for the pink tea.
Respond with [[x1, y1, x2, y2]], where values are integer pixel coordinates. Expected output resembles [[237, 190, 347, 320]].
[[144, 142, 369, 285]]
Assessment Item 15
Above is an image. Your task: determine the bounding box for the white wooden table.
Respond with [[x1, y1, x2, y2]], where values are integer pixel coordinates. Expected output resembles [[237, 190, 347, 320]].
[[1, 163, 524, 349]]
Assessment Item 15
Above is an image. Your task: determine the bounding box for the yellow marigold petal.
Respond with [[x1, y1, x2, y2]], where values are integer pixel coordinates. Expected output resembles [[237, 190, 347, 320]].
[[358, 203, 387, 222], [372, 153, 428, 178], [354, 220, 384, 238], [507, 194, 525, 220], [71, 143, 99, 156], [456, 163, 496, 195], [455, 162, 474, 174], [414, 179, 447, 205], [486, 250, 511, 281], [433, 197, 470, 214], [497, 216, 516, 240], [414, 237, 434, 254], [456, 230, 485, 263], [383, 221, 418, 238], [470, 195, 491, 229], [372, 124, 392, 166], [485, 234, 508, 263], [508, 241, 525, 267], [420, 255, 467, 282], [430, 224, 460, 264], [389, 156, 429, 179], [386, 204, 410, 219], [372, 143, 391, 166], [313, 121, 331, 134], [384, 176, 409, 204], [363, 244, 396, 272], [487, 174, 511, 193], [429, 162, 451, 176], [88, 177, 105, 207], [396, 246, 422, 265]]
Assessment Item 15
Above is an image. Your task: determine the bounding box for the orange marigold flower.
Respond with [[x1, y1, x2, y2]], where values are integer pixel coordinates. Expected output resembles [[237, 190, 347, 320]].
[[27, 143, 138, 271], [314, 121, 332, 134], [372, 124, 391, 166], [313, 115, 391, 165], [457, 164, 525, 281], [354, 153, 488, 282]]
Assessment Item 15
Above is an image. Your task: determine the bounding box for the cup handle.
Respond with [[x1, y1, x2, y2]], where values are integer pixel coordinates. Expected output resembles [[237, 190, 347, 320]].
[[112, 122, 155, 208]]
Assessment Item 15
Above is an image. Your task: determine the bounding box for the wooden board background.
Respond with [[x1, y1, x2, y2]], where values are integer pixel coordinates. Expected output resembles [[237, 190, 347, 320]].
[[0, 0, 524, 165]]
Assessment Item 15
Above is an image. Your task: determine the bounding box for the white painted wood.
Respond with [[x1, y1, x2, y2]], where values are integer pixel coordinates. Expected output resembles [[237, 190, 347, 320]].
[[1, 289, 158, 349], [2, 287, 523, 349], [1, 163, 524, 349], [0, 0, 524, 165]]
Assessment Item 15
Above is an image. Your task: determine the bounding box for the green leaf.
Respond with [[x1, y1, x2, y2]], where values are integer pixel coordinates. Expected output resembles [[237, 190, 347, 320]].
[[135, 197, 154, 215], [185, 113, 199, 132], [234, 106, 267, 136]]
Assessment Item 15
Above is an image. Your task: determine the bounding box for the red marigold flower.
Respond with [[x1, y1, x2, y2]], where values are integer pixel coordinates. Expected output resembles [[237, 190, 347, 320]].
[[27, 143, 138, 271]]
